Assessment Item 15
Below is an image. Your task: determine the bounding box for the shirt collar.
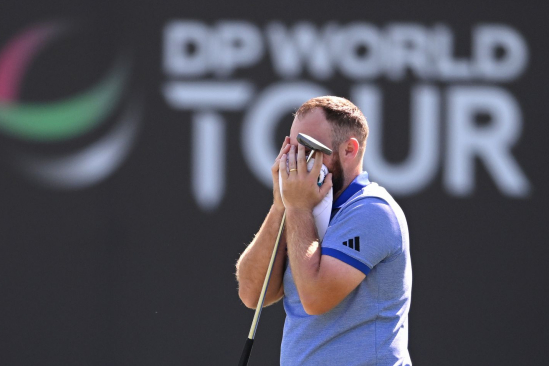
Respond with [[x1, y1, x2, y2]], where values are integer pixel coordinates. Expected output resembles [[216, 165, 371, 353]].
[[332, 171, 370, 209]]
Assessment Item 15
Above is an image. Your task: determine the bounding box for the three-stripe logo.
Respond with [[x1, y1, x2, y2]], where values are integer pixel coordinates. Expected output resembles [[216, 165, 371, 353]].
[[343, 236, 360, 252]]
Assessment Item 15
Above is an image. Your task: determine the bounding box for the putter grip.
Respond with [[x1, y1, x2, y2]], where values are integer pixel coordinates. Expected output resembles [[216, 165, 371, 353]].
[[238, 338, 254, 366]]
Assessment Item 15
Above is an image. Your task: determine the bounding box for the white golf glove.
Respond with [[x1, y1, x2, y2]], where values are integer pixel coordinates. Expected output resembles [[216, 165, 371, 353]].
[[279, 158, 333, 242]]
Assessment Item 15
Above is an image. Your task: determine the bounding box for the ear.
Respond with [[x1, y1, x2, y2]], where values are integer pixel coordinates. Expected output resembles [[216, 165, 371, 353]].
[[340, 138, 360, 160]]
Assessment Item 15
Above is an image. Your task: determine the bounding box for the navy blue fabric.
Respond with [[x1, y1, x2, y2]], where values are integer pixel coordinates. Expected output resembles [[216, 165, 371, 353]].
[[330, 172, 370, 221], [321, 247, 371, 275]]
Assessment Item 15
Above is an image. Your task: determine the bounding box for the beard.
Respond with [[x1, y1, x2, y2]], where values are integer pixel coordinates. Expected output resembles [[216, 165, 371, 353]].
[[329, 151, 345, 197]]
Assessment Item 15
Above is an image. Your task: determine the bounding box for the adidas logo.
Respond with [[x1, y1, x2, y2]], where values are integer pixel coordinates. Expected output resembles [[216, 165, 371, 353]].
[[343, 237, 360, 252]]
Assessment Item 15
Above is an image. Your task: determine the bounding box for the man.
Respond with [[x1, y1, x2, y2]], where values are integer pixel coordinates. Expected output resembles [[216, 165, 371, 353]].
[[236, 96, 412, 366]]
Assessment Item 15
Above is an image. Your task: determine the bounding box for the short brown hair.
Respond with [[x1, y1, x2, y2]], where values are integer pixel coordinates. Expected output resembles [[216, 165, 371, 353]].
[[295, 96, 369, 154]]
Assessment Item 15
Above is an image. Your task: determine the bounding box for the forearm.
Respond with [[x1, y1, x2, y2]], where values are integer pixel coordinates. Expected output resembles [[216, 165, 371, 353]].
[[236, 204, 287, 308], [285, 208, 323, 307]]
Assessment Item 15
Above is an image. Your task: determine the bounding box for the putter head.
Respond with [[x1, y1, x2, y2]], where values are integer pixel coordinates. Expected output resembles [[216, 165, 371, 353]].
[[297, 133, 333, 155]]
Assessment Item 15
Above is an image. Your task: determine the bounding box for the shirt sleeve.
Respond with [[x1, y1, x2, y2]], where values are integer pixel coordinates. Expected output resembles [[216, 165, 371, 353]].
[[321, 197, 402, 275]]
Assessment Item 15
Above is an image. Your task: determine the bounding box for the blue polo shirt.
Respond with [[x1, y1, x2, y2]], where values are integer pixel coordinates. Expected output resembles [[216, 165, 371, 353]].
[[281, 172, 412, 366]]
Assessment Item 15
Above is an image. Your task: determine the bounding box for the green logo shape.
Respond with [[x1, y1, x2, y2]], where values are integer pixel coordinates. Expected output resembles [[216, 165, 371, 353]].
[[0, 61, 128, 141]]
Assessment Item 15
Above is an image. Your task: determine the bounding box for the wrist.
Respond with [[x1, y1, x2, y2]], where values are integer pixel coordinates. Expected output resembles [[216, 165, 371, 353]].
[[285, 206, 313, 216]]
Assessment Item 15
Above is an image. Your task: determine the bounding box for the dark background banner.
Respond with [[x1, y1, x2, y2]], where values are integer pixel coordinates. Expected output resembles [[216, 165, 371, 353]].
[[0, 0, 547, 365]]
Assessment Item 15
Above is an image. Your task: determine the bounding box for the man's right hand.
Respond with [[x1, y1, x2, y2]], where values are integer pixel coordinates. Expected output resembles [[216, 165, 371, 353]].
[[237, 136, 290, 308], [271, 136, 291, 210]]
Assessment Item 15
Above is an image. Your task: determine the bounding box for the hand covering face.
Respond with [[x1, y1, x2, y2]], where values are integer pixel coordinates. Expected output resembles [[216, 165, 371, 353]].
[[279, 157, 333, 241]]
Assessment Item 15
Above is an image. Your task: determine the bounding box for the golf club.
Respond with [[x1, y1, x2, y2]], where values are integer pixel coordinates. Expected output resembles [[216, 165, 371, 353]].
[[238, 133, 332, 366]]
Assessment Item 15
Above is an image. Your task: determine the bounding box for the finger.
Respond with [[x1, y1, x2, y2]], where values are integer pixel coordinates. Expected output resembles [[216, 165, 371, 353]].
[[279, 136, 290, 154], [297, 143, 307, 173], [279, 153, 288, 182], [288, 145, 298, 175], [273, 142, 291, 177], [309, 150, 323, 178], [276, 142, 291, 161], [319, 173, 333, 197], [271, 158, 280, 177]]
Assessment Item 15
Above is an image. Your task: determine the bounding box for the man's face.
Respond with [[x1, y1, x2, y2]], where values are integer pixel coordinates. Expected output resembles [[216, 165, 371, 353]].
[[289, 108, 346, 196]]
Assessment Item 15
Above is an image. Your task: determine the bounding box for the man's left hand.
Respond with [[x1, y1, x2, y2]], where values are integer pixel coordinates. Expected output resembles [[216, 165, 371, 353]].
[[280, 144, 333, 211]]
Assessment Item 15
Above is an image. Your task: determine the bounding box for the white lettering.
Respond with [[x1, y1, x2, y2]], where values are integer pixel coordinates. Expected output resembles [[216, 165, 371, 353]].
[[354, 84, 440, 195], [266, 22, 335, 79], [337, 23, 382, 79], [432, 24, 473, 80], [213, 21, 263, 77], [473, 24, 529, 81], [445, 86, 530, 196], [164, 21, 210, 76], [386, 24, 432, 80], [163, 81, 254, 110], [193, 112, 226, 210]]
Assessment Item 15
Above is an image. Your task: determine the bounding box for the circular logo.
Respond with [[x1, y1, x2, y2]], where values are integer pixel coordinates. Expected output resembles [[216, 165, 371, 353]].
[[0, 22, 141, 188]]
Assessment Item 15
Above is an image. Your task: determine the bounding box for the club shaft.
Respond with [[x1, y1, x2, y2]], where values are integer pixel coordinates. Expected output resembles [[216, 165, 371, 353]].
[[247, 210, 286, 339], [247, 150, 316, 339], [239, 150, 316, 366]]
